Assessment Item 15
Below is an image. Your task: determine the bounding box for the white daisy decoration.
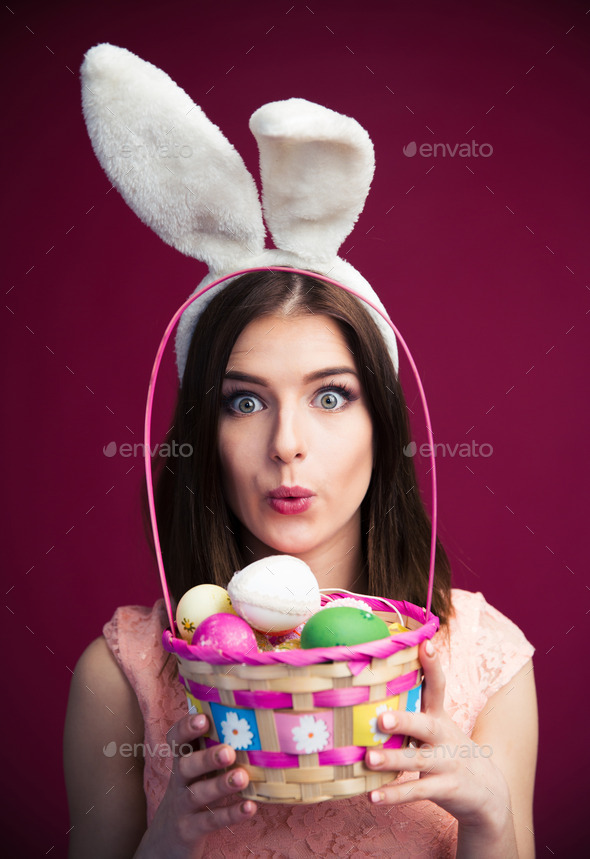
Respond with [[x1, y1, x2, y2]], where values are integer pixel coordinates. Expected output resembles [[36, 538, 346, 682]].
[[369, 703, 393, 744], [220, 711, 254, 750], [292, 715, 330, 754]]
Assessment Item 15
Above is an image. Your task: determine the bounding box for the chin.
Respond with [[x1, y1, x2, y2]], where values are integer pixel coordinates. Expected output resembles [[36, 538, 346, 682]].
[[254, 529, 319, 558]]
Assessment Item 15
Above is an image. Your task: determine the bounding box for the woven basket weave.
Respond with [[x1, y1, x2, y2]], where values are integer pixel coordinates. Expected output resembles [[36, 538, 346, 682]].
[[162, 594, 438, 803]]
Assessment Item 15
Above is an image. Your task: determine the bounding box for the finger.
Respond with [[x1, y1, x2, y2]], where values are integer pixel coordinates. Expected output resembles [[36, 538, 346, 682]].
[[366, 709, 438, 748], [177, 742, 237, 785], [419, 639, 446, 716], [166, 712, 210, 753], [182, 762, 251, 813], [369, 772, 452, 807], [365, 743, 443, 778], [189, 798, 257, 836]]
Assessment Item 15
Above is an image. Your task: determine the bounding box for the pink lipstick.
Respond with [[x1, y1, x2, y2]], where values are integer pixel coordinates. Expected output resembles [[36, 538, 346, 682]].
[[267, 485, 315, 515]]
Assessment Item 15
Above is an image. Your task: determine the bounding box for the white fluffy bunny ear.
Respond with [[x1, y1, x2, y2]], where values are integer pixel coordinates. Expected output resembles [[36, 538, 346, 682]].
[[81, 44, 265, 273], [249, 99, 374, 265]]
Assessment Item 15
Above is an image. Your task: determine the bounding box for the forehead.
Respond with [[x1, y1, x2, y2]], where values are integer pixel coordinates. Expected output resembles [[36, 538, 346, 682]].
[[226, 313, 354, 367]]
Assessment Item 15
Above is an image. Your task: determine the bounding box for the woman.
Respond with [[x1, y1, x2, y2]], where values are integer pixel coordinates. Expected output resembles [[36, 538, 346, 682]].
[[64, 270, 537, 858]]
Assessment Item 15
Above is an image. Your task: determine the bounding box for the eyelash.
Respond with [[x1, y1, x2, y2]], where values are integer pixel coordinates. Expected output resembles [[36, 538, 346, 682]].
[[221, 381, 357, 415]]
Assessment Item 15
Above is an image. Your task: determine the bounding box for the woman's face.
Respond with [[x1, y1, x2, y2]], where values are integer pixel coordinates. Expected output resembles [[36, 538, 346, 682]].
[[217, 313, 374, 576]]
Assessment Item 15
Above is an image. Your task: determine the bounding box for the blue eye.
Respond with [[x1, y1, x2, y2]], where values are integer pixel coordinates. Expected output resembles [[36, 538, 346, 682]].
[[222, 391, 264, 415], [313, 385, 354, 410], [320, 391, 342, 409]]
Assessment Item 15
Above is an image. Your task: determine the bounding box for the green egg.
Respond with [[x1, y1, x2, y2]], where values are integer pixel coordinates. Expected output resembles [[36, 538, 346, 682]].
[[300, 606, 390, 649]]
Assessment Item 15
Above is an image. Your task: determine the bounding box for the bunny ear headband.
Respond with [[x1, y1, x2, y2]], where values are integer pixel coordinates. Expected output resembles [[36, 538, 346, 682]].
[[80, 43, 398, 380]]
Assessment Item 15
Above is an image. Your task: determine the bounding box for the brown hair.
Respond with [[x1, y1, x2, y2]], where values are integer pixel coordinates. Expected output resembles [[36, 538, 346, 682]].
[[146, 270, 453, 626]]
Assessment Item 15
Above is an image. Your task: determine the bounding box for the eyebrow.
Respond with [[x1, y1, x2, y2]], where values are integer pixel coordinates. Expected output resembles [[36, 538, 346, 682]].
[[223, 367, 359, 386]]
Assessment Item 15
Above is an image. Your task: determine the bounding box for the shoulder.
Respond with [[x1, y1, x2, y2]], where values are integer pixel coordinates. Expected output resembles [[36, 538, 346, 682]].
[[103, 600, 168, 657], [71, 634, 143, 708], [449, 588, 535, 670], [64, 636, 147, 858], [448, 587, 514, 629], [433, 589, 535, 732]]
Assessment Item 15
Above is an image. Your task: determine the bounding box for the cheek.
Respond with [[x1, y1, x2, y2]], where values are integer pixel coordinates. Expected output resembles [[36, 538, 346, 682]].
[[340, 415, 374, 468], [351, 424, 374, 494], [217, 432, 236, 493], [218, 428, 253, 500]]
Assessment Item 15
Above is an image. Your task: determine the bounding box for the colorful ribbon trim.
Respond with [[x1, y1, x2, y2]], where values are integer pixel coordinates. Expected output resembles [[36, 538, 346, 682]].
[[204, 735, 406, 767], [233, 689, 293, 709], [163, 593, 439, 666], [185, 680, 221, 703], [184, 670, 420, 710]]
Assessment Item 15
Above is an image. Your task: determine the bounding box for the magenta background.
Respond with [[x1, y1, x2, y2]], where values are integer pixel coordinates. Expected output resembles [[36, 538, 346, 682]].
[[2, 0, 588, 853]]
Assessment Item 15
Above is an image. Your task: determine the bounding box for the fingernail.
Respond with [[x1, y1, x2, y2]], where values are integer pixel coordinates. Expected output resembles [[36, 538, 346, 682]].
[[241, 800, 255, 814], [216, 746, 232, 765], [228, 769, 246, 787], [367, 750, 384, 766], [382, 711, 396, 730], [370, 790, 385, 803], [191, 714, 206, 730], [425, 640, 434, 657]]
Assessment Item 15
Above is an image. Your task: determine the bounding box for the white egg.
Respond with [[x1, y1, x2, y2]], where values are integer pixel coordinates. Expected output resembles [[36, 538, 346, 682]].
[[227, 555, 321, 634], [323, 597, 372, 612]]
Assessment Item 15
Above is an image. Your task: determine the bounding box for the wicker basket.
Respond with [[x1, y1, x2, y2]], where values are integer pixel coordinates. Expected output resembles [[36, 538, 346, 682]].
[[162, 594, 438, 803], [146, 267, 441, 804]]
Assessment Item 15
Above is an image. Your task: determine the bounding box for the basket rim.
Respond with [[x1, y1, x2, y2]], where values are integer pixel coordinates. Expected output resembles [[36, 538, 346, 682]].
[[163, 593, 439, 666]]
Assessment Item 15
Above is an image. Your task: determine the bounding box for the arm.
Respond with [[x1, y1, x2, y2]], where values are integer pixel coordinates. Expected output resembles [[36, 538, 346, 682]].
[[467, 658, 537, 857], [63, 636, 148, 858], [365, 641, 538, 858], [64, 636, 258, 859]]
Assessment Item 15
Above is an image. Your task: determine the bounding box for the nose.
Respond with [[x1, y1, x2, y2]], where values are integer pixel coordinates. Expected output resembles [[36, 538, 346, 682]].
[[268, 404, 307, 464]]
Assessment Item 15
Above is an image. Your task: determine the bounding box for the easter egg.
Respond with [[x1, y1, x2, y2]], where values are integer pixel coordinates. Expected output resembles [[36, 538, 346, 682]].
[[300, 606, 391, 649], [388, 622, 410, 635], [228, 555, 321, 634], [192, 613, 258, 656], [322, 597, 372, 612], [176, 584, 236, 642]]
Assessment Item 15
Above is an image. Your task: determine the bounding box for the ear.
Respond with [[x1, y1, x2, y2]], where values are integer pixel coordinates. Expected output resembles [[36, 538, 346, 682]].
[[81, 43, 265, 273], [249, 98, 375, 264]]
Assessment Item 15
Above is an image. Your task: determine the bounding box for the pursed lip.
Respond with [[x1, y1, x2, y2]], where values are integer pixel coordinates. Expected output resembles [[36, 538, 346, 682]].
[[267, 485, 315, 499]]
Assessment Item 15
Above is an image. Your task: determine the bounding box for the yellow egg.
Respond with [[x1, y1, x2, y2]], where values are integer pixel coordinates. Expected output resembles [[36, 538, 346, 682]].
[[387, 622, 410, 635], [175, 584, 236, 641]]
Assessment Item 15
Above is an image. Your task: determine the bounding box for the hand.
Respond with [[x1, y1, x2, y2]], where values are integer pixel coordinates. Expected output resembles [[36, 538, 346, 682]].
[[364, 640, 513, 838], [134, 712, 257, 859]]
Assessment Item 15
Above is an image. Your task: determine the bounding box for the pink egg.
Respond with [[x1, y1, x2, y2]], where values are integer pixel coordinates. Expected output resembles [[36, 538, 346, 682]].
[[192, 612, 258, 656]]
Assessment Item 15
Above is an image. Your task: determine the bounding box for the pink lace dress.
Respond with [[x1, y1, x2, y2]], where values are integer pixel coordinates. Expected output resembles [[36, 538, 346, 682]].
[[103, 589, 534, 857]]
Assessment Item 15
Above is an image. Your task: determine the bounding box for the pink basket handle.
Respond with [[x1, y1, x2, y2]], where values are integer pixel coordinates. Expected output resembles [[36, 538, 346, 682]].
[[144, 268, 438, 632]]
